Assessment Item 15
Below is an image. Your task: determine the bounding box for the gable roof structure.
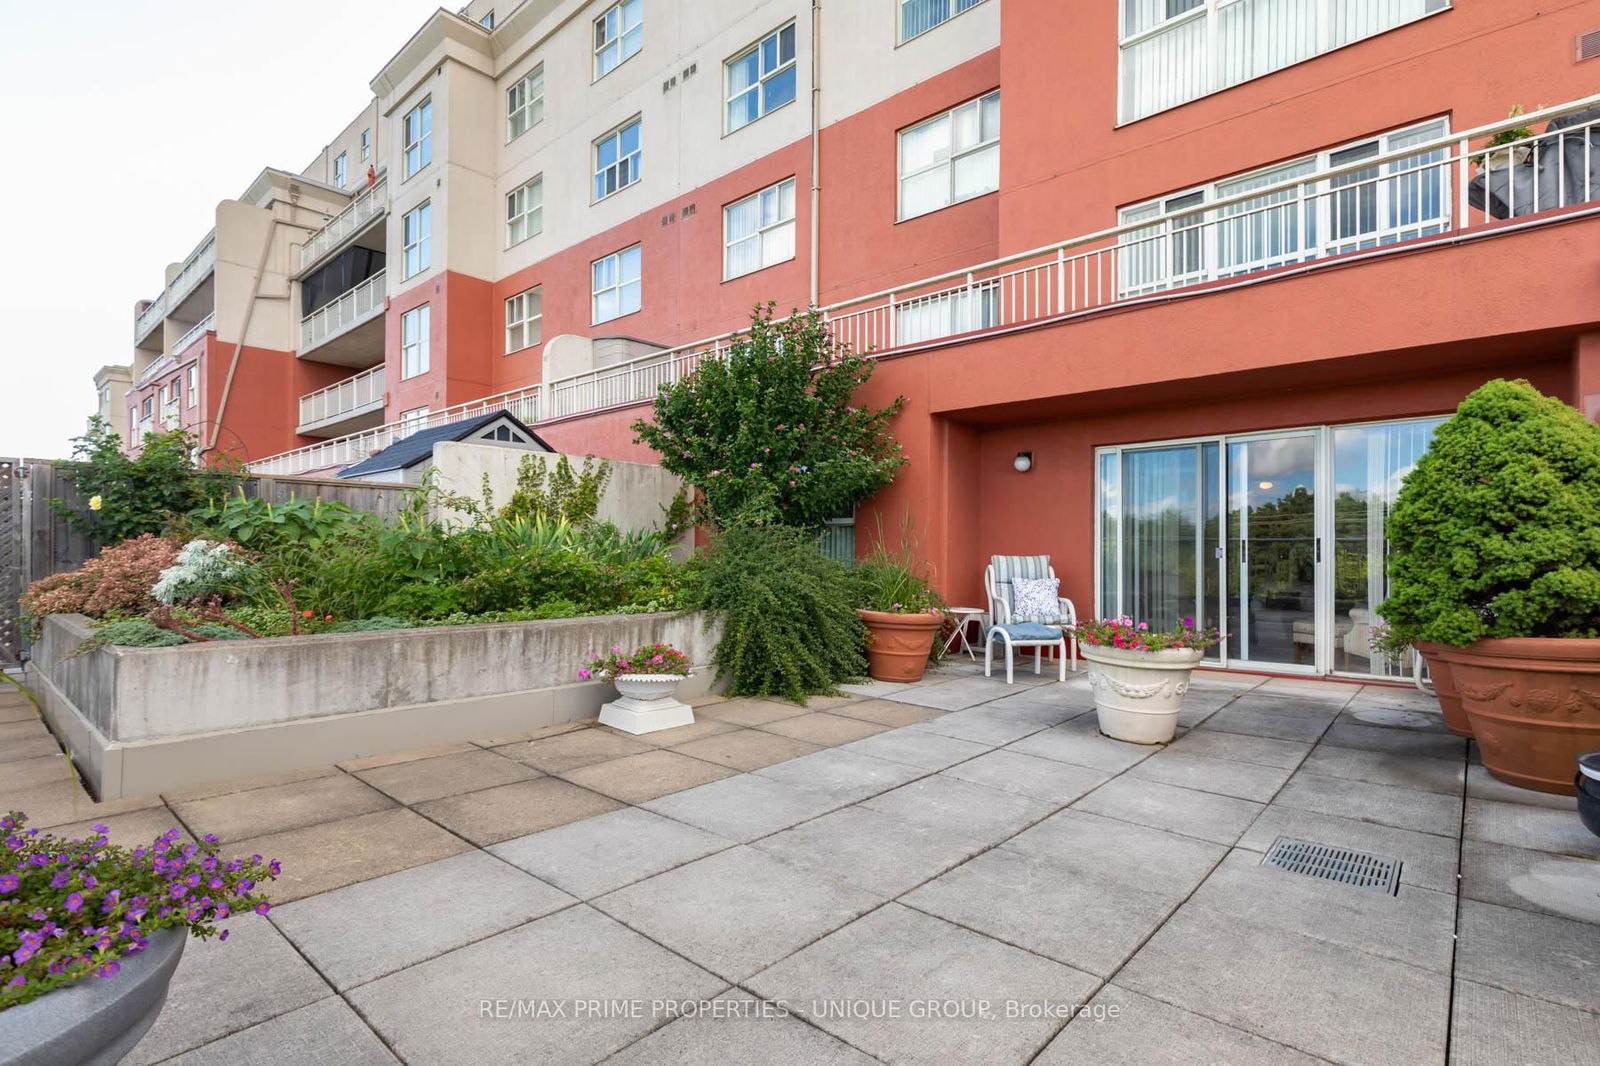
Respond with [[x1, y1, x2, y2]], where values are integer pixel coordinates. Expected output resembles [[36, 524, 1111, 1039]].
[[336, 411, 550, 479]]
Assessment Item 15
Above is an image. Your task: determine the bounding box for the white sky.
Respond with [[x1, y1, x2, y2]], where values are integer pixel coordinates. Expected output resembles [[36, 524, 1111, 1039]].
[[0, 0, 449, 460]]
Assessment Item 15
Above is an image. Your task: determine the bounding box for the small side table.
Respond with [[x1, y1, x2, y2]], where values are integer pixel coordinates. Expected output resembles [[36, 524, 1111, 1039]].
[[942, 607, 986, 660]]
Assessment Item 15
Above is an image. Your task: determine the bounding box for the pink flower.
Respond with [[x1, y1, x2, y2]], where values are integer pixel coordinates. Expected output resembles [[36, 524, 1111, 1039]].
[[577, 668, 592, 680]]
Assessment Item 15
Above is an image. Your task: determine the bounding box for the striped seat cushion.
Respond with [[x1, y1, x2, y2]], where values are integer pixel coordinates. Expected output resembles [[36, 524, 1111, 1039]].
[[990, 555, 1059, 624]]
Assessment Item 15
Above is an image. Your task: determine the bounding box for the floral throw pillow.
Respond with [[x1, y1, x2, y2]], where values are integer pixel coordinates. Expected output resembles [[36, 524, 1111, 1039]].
[[1011, 577, 1061, 624]]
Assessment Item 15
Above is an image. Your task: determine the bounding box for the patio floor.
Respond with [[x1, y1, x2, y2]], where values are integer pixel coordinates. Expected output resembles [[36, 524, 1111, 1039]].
[[4, 659, 1599, 1065]]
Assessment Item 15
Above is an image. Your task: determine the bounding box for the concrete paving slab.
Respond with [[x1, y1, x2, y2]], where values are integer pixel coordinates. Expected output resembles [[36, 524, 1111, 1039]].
[[1319, 721, 1466, 761], [911, 707, 1049, 746], [2, 752, 78, 791], [161, 765, 342, 803], [1464, 798, 1600, 859], [642, 772, 846, 841], [9, 779, 165, 831], [941, 749, 1110, 805], [1449, 979, 1600, 1066], [172, 773, 395, 840], [1298, 744, 1464, 795], [753, 748, 926, 803], [352, 749, 541, 804], [1459, 838, 1600, 924], [1222, 695, 1346, 720], [604, 990, 881, 1066], [593, 846, 881, 982], [491, 806, 734, 899], [838, 727, 992, 771], [1035, 984, 1328, 1066], [879, 676, 1024, 711], [43, 804, 188, 848], [837, 679, 917, 698], [826, 697, 946, 727], [1003, 808, 1227, 891], [469, 720, 587, 748], [1464, 765, 1578, 811], [1253, 678, 1357, 702], [229, 807, 471, 903], [1072, 777, 1263, 845], [1271, 771, 1461, 837], [557, 748, 738, 804], [1127, 750, 1294, 802], [271, 850, 575, 990], [157, 996, 397, 1066], [762, 693, 864, 712], [0, 699, 40, 724], [752, 803, 987, 897], [0, 717, 50, 742], [669, 728, 823, 771], [1237, 804, 1461, 894], [0, 734, 63, 765], [349, 905, 725, 1066], [1350, 685, 1446, 713], [861, 774, 1053, 843], [747, 903, 1098, 1066], [1197, 707, 1333, 743], [337, 742, 478, 772], [760, 711, 891, 746], [625, 717, 742, 747], [1456, 898, 1600, 1012], [1002, 720, 1157, 772], [1163, 728, 1312, 769], [1117, 904, 1449, 1066], [414, 777, 624, 845], [495, 727, 654, 773], [124, 916, 331, 1066], [695, 698, 811, 727], [1336, 706, 1455, 733]]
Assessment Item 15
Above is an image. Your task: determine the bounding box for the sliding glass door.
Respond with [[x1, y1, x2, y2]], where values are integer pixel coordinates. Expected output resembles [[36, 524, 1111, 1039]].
[[1096, 417, 1439, 677]]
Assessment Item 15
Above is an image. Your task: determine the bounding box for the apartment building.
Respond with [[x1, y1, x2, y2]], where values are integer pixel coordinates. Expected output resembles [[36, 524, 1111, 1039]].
[[107, 0, 1600, 681]]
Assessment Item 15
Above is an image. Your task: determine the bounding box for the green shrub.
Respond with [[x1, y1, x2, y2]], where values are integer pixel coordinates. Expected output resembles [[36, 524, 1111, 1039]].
[[21, 535, 181, 632], [188, 492, 359, 551], [1380, 379, 1600, 645], [89, 618, 187, 648], [376, 582, 470, 620], [693, 523, 865, 702], [326, 617, 414, 633], [501, 455, 611, 525]]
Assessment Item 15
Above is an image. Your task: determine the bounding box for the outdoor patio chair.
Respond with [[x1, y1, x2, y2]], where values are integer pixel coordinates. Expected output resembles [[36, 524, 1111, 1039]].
[[983, 555, 1077, 684]]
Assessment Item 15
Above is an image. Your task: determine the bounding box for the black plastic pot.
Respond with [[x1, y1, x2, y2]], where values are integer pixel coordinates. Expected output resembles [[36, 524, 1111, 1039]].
[[1577, 761, 1600, 840]]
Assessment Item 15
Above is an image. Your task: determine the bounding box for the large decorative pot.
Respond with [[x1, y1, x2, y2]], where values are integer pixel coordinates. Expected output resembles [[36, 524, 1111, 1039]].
[[1435, 638, 1600, 795], [857, 610, 943, 683], [600, 673, 693, 735], [0, 927, 185, 1066], [1082, 644, 1204, 745], [612, 674, 687, 702], [1414, 641, 1472, 737]]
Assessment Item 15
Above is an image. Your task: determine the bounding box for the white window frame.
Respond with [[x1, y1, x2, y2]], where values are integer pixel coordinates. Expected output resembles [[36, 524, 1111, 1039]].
[[593, 0, 643, 80], [593, 117, 642, 202], [506, 176, 543, 248], [402, 202, 431, 280], [505, 286, 543, 353], [896, 90, 1000, 221], [1115, 117, 1452, 296], [591, 244, 642, 324], [506, 65, 544, 142], [402, 98, 433, 180], [399, 406, 431, 433], [898, 0, 990, 44], [187, 365, 198, 407], [724, 21, 798, 134], [723, 177, 797, 280], [359, 128, 371, 162], [401, 305, 431, 379], [480, 9, 494, 28], [333, 152, 348, 188]]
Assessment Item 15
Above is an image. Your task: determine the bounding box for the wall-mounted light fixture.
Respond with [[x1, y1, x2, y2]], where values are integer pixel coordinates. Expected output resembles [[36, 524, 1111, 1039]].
[[1013, 451, 1033, 473]]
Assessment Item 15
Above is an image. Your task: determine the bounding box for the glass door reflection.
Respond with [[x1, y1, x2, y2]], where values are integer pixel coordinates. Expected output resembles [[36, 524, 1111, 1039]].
[[1227, 434, 1318, 668]]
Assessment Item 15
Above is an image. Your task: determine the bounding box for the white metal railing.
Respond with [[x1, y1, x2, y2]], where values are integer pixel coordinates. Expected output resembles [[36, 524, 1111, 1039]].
[[298, 365, 387, 429], [134, 297, 164, 344], [160, 401, 180, 427], [299, 175, 388, 272], [136, 354, 176, 388], [301, 270, 386, 352], [135, 418, 154, 439], [171, 312, 215, 357], [168, 232, 217, 308], [252, 95, 1600, 476]]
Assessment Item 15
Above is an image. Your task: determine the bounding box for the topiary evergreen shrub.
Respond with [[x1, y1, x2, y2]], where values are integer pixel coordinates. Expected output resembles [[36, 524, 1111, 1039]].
[[1380, 378, 1600, 646]]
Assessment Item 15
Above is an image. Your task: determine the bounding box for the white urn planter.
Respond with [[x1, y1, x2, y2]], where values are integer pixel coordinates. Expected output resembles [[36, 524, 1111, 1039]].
[[598, 674, 694, 735], [1082, 644, 1205, 744]]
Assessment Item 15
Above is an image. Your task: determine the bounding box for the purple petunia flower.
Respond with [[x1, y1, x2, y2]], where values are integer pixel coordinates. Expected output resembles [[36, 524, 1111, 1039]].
[[96, 962, 120, 978], [64, 893, 84, 913], [0, 873, 17, 894], [254, 902, 271, 916]]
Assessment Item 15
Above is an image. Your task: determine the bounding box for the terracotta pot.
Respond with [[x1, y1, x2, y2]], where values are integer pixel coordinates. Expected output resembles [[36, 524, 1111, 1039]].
[[1414, 641, 1472, 737], [1435, 638, 1600, 795], [857, 609, 943, 683]]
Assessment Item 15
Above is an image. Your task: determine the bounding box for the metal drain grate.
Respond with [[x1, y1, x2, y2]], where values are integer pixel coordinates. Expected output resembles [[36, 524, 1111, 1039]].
[[1261, 837, 1400, 895]]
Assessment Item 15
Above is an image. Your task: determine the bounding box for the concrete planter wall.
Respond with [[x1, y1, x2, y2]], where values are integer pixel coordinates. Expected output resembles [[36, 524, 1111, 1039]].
[[29, 612, 719, 799]]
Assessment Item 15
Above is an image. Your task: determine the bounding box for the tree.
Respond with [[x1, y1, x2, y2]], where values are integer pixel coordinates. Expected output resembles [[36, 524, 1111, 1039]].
[[631, 305, 906, 528], [1380, 379, 1600, 645], [50, 419, 242, 546]]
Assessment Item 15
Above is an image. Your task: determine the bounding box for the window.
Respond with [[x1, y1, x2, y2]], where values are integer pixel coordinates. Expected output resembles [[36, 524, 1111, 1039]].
[[1119, 0, 1449, 123], [402, 98, 433, 179], [187, 365, 198, 407], [507, 66, 544, 141], [399, 406, 431, 432], [402, 202, 431, 279], [480, 9, 494, 28], [897, 90, 1000, 220], [593, 117, 642, 200], [401, 305, 431, 378], [593, 0, 642, 79], [725, 22, 797, 132], [169, 375, 182, 405], [1117, 119, 1449, 295], [97, 385, 110, 414], [506, 176, 543, 246], [359, 128, 371, 162], [482, 425, 527, 443], [333, 153, 348, 188], [505, 286, 543, 352], [142, 396, 153, 419], [724, 177, 796, 279], [899, 0, 988, 43], [591, 245, 641, 323]]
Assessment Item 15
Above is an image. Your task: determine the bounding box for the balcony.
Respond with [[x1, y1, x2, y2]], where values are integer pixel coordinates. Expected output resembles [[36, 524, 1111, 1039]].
[[134, 297, 164, 345], [172, 312, 216, 358], [300, 270, 386, 366], [297, 365, 387, 438], [168, 233, 217, 311], [299, 176, 388, 274], [136, 354, 177, 388]]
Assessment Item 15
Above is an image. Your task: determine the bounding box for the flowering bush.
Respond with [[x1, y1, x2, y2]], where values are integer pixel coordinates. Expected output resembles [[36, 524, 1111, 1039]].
[[152, 540, 243, 606], [1075, 616, 1221, 653], [1366, 619, 1411, 670], [579, 642, 691, 682], [20, 535, 181, 631], [0, 812, 278, 1011]]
